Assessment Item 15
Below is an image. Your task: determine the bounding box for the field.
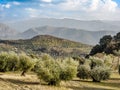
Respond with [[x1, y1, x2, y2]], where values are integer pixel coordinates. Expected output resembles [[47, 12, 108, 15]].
[[0, 72, 120, 90]]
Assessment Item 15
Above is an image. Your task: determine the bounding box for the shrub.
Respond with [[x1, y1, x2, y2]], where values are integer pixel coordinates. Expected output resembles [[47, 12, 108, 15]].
[[90, 58, 103, 69], [35, 54, 61, 85], [0, 52, 8, 72], [77, 65, 90, 79], [4, 52, 19, 71], [90, 66, 110, 82], [59, 58, 78, 81], [19, 53, 34, 76], [35, 54, 78, 86]]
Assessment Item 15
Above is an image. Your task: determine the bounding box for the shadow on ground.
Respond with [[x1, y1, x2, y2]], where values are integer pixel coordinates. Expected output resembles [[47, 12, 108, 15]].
[[0, 77, 39, 85]]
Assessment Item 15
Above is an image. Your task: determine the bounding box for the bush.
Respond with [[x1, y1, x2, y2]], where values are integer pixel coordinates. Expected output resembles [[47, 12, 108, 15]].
[[35, 54, 78, 86], [35, 54, 61, 85], [90, 66, 110, 82], [4, 52, 19, 72], [77, 65, 90, 79], [19, 53, 34, 76], [0, 52, 19, 72], [59, 58, 78, 81], [90, 58, 103, 69], [0, 52, 35, 76], [0, 52, 8, 72]]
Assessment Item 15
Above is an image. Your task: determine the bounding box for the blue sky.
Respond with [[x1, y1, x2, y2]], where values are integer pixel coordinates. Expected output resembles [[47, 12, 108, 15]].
[[0, 0, 120, 21]]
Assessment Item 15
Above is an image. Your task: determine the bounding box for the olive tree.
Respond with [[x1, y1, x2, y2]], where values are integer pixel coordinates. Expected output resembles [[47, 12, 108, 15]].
[[34, 54, 78, 86], [19, 54, 34, 76]]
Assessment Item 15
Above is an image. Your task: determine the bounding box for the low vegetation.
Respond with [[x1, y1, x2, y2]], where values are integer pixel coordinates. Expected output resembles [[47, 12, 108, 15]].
[[34, 54, 78, 85], [0, 52, 34, 76], [77, 57, 111, 82]]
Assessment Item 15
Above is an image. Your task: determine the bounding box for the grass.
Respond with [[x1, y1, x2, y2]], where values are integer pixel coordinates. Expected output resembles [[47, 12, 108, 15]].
[[0, 72, 120, 90]]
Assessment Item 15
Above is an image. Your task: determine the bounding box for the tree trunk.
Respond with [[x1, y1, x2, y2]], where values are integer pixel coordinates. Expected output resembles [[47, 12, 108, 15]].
[[118, 56, 120, 74], [21, 71, 26, 76], [92, 78, 100, 82]]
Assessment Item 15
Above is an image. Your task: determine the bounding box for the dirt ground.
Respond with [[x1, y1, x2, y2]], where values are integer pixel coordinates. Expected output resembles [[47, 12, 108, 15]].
[[0, 72, 120, 90]]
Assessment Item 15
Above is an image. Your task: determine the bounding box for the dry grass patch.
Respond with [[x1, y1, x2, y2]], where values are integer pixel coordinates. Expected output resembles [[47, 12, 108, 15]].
[[0, 72, 120, 90]]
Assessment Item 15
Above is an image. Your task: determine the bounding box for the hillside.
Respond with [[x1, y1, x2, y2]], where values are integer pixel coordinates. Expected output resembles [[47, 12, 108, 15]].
[[0, 35, 92, 57], [18, 26, 116, 45]]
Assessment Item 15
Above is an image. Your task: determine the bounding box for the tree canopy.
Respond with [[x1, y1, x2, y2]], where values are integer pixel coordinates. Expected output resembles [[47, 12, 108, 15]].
[[89, 32, 120, 56]]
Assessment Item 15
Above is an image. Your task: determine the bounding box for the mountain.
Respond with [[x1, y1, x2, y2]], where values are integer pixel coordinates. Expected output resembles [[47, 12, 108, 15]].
[[7, 18, 120, 32], [0, 23, 18, 39], [0, 35, 92, 57], [19, 26, 117, 45]]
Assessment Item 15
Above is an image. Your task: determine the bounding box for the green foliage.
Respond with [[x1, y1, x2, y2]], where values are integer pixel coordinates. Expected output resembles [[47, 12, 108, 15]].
[[90, 58, 103, 69], [77, 65, 90, 79], [0, 52, 34, 76], [34, 54, 78, 86], [4, 52, 19, 72], [0, 52, 8, 72], [19, 53, 34, 76], [114, 32, 120, 41], [90, 66, 110, 82], [90, 32, 120, 56], [0, 52, 19, 72], [77, 57, 111, 82], [59, 58, 78, 81], [89, 44, 103, 56], [99, 35, 112, 46], [35, 54, 61, 85]]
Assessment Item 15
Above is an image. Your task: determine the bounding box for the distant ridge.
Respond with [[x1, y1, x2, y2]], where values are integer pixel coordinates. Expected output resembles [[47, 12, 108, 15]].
[[7, 18, 120, 32], [18, 26, 117, 45], [0, 35, 92, 57]]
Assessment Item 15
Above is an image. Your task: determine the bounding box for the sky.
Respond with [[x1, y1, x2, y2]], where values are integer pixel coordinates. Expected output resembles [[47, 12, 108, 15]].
[[0, 0, 120, 21]]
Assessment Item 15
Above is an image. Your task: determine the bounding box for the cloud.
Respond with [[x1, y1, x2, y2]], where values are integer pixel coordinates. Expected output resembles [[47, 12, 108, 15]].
[[0, 3, 11, 11], [12, 1, 21, 5], [41, 0, 52, 3], [55, 0, 118, 12], [25, 8, 42, 18], [1, 0, 120, 21]]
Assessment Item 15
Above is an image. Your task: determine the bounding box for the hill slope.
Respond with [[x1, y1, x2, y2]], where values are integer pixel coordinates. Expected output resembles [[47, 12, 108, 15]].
[[0, 35, 92, 57]]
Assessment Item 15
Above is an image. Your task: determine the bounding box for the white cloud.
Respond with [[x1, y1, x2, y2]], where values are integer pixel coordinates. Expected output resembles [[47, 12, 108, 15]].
[[4, 4, 11, 8], [58, 0, 118, 12], [102, 0, 118, 12], [25, 8, 42, 18], [0, 3, 11, 11], [12, 1, 21, 5], [41, 0, 52, 3]]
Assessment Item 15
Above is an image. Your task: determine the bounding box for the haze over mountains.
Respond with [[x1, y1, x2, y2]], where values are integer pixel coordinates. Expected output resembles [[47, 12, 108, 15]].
[[0, 18, 119, 45], [7, 18, 120, 32], [0, 23, 18, 39], [19, 26, 116, 45]]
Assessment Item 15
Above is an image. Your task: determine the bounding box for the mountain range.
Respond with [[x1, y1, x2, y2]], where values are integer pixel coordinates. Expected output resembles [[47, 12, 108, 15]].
[[18, 26, 117, 45], [0, 18, 119, 45]]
